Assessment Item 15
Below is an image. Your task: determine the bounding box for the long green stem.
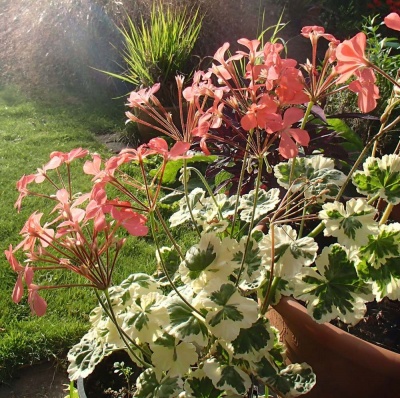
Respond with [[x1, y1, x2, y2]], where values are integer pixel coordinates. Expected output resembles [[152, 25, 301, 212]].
[[335, 122, 387, 201], [183, 158, 201, 237], [186, 166, 224, 221], [230, 141, 251, 238], [297, 205, 308, 239], [260, 223, 280, 315], [149, 212, 205, 320], [371, 63, 400, 89], [308, 101, 395, 239], [380, 203, 394, 225], [235, 156, 264, 286], [261, 276, 281, 315], [154, 207, 184, 259], [95, 289, 151, 368], [287, 101, 314, 213]]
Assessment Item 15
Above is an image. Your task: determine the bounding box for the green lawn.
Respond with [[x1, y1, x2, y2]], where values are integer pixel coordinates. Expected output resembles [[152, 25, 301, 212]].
[[0, 86, 134, 382]]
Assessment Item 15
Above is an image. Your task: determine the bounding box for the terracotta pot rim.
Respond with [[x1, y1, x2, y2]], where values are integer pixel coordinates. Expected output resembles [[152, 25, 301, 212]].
[[272, 296, 400, 377]]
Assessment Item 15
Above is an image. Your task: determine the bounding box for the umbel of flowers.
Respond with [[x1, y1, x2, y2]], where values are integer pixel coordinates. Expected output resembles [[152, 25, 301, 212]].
[[6, 12, 400, 398]]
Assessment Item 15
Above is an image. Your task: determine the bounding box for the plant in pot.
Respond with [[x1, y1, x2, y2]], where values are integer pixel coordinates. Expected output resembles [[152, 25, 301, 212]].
[[104, 1, 203, 142], [6, 11, 400, 398]]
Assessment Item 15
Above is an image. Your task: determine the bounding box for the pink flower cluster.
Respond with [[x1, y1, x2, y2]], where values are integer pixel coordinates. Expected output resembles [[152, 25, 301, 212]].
[[125, 14, 400, 161], [6, 139, 190, 316]]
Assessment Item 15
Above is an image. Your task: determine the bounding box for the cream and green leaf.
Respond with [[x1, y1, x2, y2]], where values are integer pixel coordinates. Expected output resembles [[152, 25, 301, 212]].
[[293, 244, 373, 325]]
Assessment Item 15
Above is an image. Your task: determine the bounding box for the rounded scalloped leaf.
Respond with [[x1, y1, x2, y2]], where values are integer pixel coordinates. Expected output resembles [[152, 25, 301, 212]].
[[67, 330, 116, 380], [135, 368, 183, 397], [238, 188, 280, 222], [319, 198, 378, 247], [259, 225, 318, 279], [231, 317, 275, 361], [201, 282, 258, 342], [274, 155, 346, 201], [254, 356, 316, 397], [293, 244, 373, 325], [357, 256, 400, 301], [202, 358, 252, 396], [352, 155, 400, 204], [165, 299, 209, 347]]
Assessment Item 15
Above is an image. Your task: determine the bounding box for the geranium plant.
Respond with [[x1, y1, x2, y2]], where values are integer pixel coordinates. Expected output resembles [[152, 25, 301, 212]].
[[6, 12, 400, 398]]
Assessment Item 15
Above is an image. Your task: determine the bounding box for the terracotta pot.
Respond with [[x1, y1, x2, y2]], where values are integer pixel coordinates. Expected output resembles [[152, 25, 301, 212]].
[[268, 297, 400, 398]]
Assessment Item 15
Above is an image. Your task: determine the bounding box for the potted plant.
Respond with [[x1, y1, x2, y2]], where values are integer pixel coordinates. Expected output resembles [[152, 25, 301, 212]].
[[104, 1, 203, 141], [6, 11, 400, 398]]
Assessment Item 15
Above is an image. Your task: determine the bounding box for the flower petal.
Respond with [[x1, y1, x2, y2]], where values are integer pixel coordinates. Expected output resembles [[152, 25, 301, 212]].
[[384, 12, 400, 31]]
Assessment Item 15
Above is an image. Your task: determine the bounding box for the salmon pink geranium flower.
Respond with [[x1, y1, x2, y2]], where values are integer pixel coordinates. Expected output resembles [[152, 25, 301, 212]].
[[15, 174, 36, 211], [24, 267, 47, 317], [147, 137, 191, 160], [240, 96, 278, 131], [301, 26, 337, 44], [384, 12, 400, 31], [275, 108, 310, 159], [335, 32, 371, 83], [348, 68, 380, 113]]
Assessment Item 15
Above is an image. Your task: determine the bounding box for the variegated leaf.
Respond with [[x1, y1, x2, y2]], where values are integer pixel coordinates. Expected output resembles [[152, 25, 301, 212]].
[[274, 155, 346, 201], [238, 188, 280, 222], [358, 223, 400, 269], [231, 317, 274, 361], [67, 330, 117, 380], [319, 198, 378, 247], [352, 155, 400, 204], [135, 368, 183, 397], [201, 282, 258, 341], [294, 244, 373, 325], [166, 299, 209, 347], [254, 356, 316, 398], [357, 256, 400, 301], [203, 358, 252, 396]]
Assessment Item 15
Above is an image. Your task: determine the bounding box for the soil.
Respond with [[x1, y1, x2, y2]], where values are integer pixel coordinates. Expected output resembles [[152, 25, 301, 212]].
[[81, 350, 141, 398], [0, 360, 70, 398], [332, 298, 400, 353]]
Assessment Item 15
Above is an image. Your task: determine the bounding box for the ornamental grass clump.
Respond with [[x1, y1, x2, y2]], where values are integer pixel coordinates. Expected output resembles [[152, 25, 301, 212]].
[[6, 12, 400, 398], [103, 1, 203, 105]]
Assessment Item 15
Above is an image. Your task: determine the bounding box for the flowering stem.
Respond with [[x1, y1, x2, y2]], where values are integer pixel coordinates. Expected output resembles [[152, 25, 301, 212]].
[[186, 166, 224, 221], [95, 289, 152, 368], [287, 101, 314, 212], [183, 159, 201, 237], [154, 207, 184, 259], [300, 101, 314, 132], [149, 212, 205, 319], [307, 221, 325, 238], [309, 113, 392, 239], [380, 203, 394, 225], [230, 140, 251, 239], [260, 223, 279, 315], [39, 283, 97, 289], [370, 64, 400, 89], [236, 156, 264, 286], [261, 277, 281, 316], [335, 117, 388, 201], [297, 205, 308, 239]]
